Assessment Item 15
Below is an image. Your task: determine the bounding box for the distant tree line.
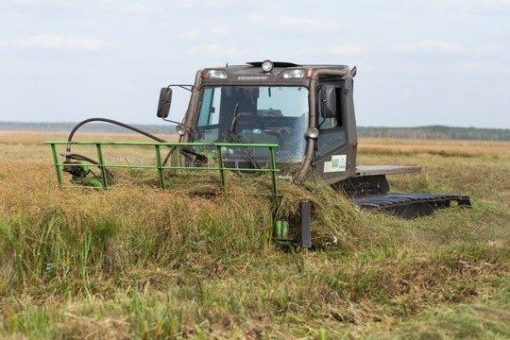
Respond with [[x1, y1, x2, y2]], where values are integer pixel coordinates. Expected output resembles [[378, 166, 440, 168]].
[[0, 121, 173, 135], [357, 125, 510, 141], [0, 122, 509, 141]]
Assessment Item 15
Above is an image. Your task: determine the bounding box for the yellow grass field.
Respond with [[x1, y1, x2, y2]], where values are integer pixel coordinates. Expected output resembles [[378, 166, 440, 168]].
[[0, 132, 509, 339]]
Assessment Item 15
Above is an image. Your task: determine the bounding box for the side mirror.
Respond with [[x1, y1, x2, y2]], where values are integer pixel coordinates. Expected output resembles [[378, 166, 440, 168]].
[[320, 86, 337, 119], [156, 87, 172, 118]]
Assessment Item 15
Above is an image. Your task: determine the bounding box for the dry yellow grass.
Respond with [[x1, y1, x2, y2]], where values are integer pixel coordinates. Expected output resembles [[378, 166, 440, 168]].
[[359, 137, 510, 157], [0, 132, 509, 339]]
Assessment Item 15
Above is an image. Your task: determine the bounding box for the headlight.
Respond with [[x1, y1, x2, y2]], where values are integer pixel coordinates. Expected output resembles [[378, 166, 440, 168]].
[[205, 69, 228, 79], [281, 69, 305, 79], [261, 60, 274, 72]]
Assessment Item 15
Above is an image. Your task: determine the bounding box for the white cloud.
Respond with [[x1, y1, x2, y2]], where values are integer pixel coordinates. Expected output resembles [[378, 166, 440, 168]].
[[200, 0, 237, 8], [180, 30, 201, 41], [1, 34, 103, 51], [474, 44, 505, 57], [6, 0, 68, 4], [391, 41, 507, 58], [123, 4, 152, 13], [386, 0, 510, 16], [211, 26, 227, 36], [179, 26, 228, 41], [329, 44, 368, 57], [249, 14, 340, 32], [393, 40, 464, 54], [459, 0, 510, 16], [124, 0, 243, 10], [186, 44, 239, 58], [177, 0, 244, 9]]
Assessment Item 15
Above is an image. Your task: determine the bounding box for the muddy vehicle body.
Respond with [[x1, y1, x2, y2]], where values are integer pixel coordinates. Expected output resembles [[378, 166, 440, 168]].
[[164, 61, 470, 215]]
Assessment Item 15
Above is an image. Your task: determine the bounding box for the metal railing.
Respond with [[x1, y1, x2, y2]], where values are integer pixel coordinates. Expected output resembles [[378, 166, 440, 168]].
[[46, 141, 280, 197]]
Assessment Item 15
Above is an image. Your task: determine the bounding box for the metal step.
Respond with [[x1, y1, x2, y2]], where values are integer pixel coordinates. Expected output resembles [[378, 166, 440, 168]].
[[352, 193, 471, 218]]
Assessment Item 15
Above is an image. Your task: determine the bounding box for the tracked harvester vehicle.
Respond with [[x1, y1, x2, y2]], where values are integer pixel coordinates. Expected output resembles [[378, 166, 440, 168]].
[[47, 60, 471, 247]]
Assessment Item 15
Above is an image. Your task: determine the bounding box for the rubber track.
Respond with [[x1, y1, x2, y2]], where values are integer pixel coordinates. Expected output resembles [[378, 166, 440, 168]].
[[352, 193, 471, 218]]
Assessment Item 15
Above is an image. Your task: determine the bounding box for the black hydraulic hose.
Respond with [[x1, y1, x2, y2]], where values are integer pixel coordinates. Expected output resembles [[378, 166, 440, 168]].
[[64, 153, 114, 177], [65, 153, 101, 164], [65, 117, 207, 166], [65, 118, 166, 153]]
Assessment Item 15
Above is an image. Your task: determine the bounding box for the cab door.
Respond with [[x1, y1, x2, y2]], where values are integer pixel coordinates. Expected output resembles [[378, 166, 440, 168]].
[[314, 79, 356, 184]]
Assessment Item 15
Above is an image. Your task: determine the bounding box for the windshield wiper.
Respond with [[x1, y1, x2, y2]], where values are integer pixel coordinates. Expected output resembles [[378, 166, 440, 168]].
[[228, 103, 240, 137], [225, 103, 260, 169]]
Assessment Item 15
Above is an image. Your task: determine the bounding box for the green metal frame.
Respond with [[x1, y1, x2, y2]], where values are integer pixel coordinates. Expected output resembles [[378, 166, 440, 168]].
[[46, 141, 280, 197]]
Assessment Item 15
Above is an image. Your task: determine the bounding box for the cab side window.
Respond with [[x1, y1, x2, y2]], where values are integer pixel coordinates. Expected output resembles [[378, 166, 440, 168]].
[[198, 87, 221, 127], [318, 85, 346, 154], [319, 86, 343, 129], [197, 87, 222, 142]]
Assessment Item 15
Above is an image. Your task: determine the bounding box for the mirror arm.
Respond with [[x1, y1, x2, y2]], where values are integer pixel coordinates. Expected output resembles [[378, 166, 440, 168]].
[[161, 118, 181, 125], [167, 84, 193, 92]]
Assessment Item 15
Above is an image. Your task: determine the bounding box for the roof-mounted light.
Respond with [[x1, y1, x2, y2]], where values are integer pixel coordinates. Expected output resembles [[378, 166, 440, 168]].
[[261, 60, 273, 73], [205, 69, 228, 79], [281, 69, 305, 79]]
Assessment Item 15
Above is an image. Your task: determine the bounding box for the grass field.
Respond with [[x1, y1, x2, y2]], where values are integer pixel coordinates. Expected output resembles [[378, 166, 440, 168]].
[[0, 131, 509, 339]]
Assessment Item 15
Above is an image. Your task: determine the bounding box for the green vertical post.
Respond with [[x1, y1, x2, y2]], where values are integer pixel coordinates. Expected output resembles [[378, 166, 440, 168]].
[[216, 145, 225, 188], [50, 143, 63, 187], [154, 144, 165, 188], [169, 146, 178, 175], [269, 146, 278, 198], [95, 143, 108, 189]]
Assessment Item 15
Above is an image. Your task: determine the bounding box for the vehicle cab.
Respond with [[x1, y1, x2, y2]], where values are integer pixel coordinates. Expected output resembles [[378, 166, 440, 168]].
[[158, 60, 358, 183]]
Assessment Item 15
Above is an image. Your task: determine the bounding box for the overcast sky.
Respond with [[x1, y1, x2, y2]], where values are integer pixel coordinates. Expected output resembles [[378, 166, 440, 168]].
[[0, 0, 509, 128]]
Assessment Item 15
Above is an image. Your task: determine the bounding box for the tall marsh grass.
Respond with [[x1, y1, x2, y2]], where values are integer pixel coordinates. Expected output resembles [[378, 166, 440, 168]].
[[0, 135, 509, 338], [0, 173, 365, 298]]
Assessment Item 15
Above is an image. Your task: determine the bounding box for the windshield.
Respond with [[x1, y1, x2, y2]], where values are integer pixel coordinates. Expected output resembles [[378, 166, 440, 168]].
[[194, 86, 309, 163]]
